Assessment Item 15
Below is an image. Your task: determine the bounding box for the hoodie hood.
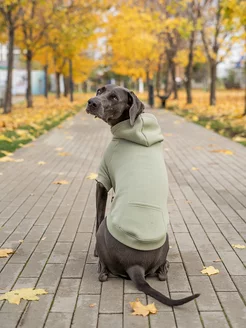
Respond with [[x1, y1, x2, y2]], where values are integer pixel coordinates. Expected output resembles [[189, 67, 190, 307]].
[[111, 113, 164, 147]]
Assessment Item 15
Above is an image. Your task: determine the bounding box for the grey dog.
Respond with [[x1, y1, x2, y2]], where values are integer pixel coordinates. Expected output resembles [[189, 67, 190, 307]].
[[86, 84, 200, 307]]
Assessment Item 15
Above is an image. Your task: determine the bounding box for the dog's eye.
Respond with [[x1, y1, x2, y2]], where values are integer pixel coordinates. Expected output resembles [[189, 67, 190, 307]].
[[96, 90, 101, 95], [111, 95, 118, 101]]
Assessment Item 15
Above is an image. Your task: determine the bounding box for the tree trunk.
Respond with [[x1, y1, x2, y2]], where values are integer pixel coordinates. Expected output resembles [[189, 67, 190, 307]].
[[184, 31, 195, 104], [170, 61, 178, 99], [164, 65, 170, 94], [4, 26, 14, 113], [209, 61, 217, 106], [156, 58, 162, 96], [44, 65, 48, 98], [55, 72, 61, 99], [63, 76, 69, 97], [26, 49, 33, 108], [69, 59, 73, 102]]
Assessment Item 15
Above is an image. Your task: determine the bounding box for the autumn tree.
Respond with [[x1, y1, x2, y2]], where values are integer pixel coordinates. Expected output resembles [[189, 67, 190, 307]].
[[0, 0, 23, 113], [199, 0, 244, 105]]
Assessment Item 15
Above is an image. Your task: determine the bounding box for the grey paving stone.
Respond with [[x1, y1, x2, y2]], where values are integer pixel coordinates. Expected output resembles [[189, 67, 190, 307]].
[[0, 263, 24, 292], [78, 216, 95, 233], [48, 242, 72, 264], [37, 263, 64, 293], [100, 278, 123, 314], [189, 276, 221, 311], [51, 278, 80, 313], [21, 252, 50, 278], [124, 280, 143, 295], [172, 292, 203, 328], [218, 291, 246, 328], [44, 312, 72, 328], [9, 242, 37, 264], [124, 294, 149, 328], [218, 251, 246, 275], [72, 294, 100, 328], [72, 232, 92, 252], [201, 312, 230, 328], [0, 312, 22, 328], [149, 312, 176, 328], [232, 276, 246, 301], [17, 294, 53, 328], [63, 251, 86, 278], [80, 263, 101, 294], [168, 263, 191, 292], [98, 314, 123, 328]]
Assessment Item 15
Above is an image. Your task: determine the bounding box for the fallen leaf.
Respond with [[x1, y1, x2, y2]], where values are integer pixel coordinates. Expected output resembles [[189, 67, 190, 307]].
[[0, 157, 24, 163], [0, 288, 48, 305], [55, 147, 63, 151], [130, 298, 157, 317], [0, 150, 13, 156], [0, 249, 14, 258], [41, 237, 46, 241], [213, 259, 222, 262], [53, 180, 69, 185], [163, 133, 172, 137], [191, 167, 199, 171], [210, 149, 234, 155], [87, 173, 98, 180], [89, 303, 96, 308], [19, 240, 24, 243], [0, 172, 3, 175], [58, 152, 71, 156], [193, 146, 203, 150], [58, 125, 63, 129], [66, 136, 73, 140], [164, 148, 170, 151], [201, 266, 219, 276], [58, 172, 64, 175], [0, 135, 12, 142], [174, 120, 181, 124], [232, 244, 246, 249], [38, 161, 46, 165]]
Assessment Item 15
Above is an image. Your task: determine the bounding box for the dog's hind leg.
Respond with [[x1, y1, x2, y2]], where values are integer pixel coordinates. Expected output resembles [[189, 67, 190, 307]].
[[157, 261, 169, 281], [98, 259, 109, 282]]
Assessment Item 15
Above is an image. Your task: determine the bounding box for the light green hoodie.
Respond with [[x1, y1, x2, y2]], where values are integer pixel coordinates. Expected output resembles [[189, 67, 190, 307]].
[[97, 113, 169, 251]]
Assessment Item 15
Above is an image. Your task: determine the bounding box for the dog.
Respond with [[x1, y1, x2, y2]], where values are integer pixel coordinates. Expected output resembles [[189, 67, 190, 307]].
[[86, 84, 200, 306]]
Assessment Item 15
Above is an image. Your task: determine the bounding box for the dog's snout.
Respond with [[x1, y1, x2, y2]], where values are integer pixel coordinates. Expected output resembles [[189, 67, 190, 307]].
[[88, 98, 100, 109]]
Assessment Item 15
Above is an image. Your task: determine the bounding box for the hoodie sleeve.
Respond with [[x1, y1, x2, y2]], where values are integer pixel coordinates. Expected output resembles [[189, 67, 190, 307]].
[[96, 157, 112, 192]]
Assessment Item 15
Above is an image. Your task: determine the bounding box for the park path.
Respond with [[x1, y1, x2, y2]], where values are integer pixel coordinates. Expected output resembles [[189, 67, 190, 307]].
[[0, 106, 246, 328]]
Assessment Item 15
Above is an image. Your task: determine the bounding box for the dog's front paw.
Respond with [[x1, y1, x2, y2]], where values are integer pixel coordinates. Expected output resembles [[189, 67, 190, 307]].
[[98, 272, 109, 282]]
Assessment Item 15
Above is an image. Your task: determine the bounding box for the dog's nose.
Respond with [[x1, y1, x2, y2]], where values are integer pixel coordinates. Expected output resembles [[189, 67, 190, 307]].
[[88, 98, 99, 109]]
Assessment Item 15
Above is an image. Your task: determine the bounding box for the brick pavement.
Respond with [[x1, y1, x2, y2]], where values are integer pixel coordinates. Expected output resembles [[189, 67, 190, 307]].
[[0, 107, 245, 328]]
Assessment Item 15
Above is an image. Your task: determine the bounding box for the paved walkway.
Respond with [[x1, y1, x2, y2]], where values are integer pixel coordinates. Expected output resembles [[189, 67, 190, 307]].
[[0, 108, 246, 328]]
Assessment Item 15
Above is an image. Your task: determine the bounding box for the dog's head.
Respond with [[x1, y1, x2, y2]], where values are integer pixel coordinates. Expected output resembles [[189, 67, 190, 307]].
[[86, 84, 145, 126]]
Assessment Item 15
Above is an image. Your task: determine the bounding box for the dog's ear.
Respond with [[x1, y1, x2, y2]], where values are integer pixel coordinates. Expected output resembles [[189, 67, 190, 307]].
[[128, 91, 145, 126]]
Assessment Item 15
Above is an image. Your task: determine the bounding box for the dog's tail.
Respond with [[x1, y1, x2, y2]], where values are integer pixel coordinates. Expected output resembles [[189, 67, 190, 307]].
[[126, 265, 200, 307]]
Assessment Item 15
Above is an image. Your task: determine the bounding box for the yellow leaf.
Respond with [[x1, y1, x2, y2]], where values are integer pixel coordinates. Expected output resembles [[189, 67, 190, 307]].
[[210, 149, 234, 155], [0, 249, 14, 258], [15, 159, 24, 163], [201, 266, 219, 276], [191, 167, 199, 171], [89, 303, 97, 308], [53, 180, 69, 185], [0, 288, 48, 305], [66, 136, 74, 140], [87, 173, 98, 180], [192, 115, 199, 121], [0, 150, 13, 156], [38, 161, 46, 165], [232, 244, 246, 249], [58, 152, 71, 156], [163, 133, 173, 137], [129, 298, 157, 317], [213, 259, 222, 262], [0, 156, 15, 162], [0, 135, 12, 142], [55, 147, 63, 151]]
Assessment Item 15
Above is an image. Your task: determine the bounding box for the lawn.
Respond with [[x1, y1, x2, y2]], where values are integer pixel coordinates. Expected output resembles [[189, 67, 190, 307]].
[[139, 89, 246, 146], [0, 94, 92, 158]]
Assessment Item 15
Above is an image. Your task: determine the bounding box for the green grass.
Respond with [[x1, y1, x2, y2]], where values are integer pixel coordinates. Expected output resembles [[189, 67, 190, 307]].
[[0, 105, 81, 158]]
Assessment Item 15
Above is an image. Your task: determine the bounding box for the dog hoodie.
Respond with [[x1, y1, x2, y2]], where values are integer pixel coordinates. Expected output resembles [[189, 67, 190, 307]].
[[97, 113, 169, 251]]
